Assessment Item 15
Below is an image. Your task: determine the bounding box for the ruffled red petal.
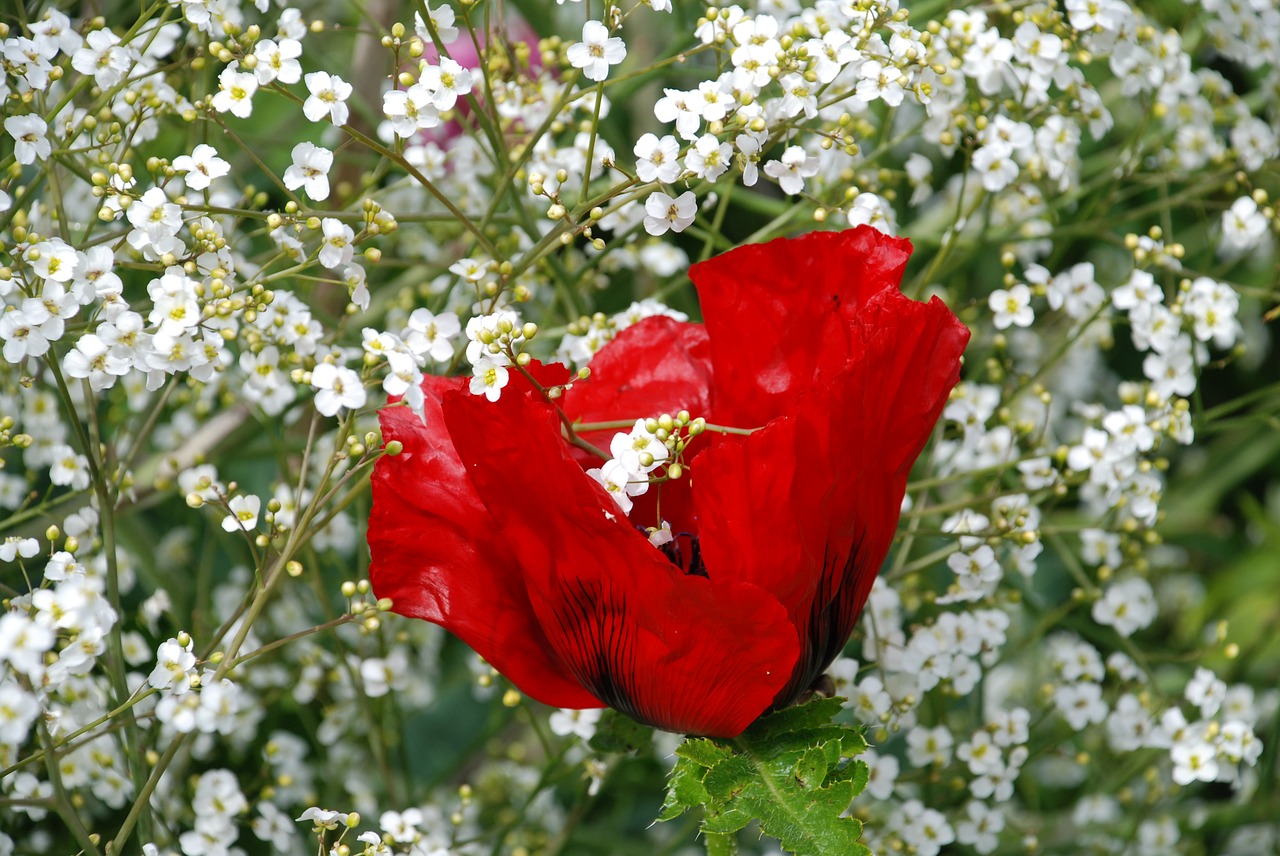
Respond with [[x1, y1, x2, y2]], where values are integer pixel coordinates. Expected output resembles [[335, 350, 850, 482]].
[[369, 375, 602, 709], [695, 280, 969, 708], [690, 226, 914, 428], [442, 385, 799, 737]]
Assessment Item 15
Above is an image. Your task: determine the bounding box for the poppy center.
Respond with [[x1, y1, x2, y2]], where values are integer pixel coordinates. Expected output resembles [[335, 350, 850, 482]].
[[654, 533, 707, 578]]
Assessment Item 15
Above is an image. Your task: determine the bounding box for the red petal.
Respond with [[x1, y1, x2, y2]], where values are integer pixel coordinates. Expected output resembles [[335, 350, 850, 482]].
[[695, 286, 969, 707], [444, 386, 799, 737], [369, 376, 602, 709], [560, 315, 714, 536], [690, 226, 913, 427]]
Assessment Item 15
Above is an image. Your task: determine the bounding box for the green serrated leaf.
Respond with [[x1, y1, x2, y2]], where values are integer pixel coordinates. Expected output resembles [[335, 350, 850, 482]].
[[659, 697, 874, 855], [826, 758, 870, 796], [658, 761, 710, 822], [677, 737, 734, 768], [702, 807, 753, 835], [702, 754, 754, 802], [743, 697, 847, 737], [748, 781, 868, 856], [588, 709, 653, 754], [743, 720, 864, 760], [793, 746, 829, 790]]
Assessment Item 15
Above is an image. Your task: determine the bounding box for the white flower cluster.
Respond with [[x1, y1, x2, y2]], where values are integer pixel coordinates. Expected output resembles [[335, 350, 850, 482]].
[[177, 769, 248, 856], [463, 308, 527, 403], [383, 57, 474, 138], [587, 419, 671, 516], [0, 545, 129, 813]]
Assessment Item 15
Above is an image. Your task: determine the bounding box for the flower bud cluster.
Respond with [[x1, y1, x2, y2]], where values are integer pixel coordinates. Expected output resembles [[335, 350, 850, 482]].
[[587, 411, 705, 517], [462, 308, 540, 403]]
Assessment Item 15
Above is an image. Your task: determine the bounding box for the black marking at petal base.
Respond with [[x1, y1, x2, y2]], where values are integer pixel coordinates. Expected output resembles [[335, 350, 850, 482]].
[[686, 536, 708, 578], [650, 532, 709, 578], [550, 576, 656, 727], [772, 533, 866, 710]]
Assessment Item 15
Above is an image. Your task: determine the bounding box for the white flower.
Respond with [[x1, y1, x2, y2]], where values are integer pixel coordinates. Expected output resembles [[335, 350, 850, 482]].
[[633, 133, 681, 183], [566, 21, 626, 82], [973, 141, 1019, 192], [1112, 269, 1163, 311], [0, 682, 39, 746], [1171, 739, 1219, 785], [311, 363, 366, 416], [1220, 196, 1269, 255], [252, 38, 302, 85], [1185, 667, 1226, 717], [684, 133, 732, 181], [298, 808, 352, 830], [0, 613, 55, 686], [587, 459, 646, 514], [172, 143, 230, 191], [1183, 276, 1240, 348], [383, 84, 441, 137], [1053, 681, 1108, 730], [809, 30, 860, 84], [71, 28, 132, 88], [148, 636, 197, 694], [654, 89, 702, 140], [210, 66, 258, 118], [252, 802, 297, 851], [469, 357, 509, 402], [64, 333, 131, 390], [855, 59, 905, 106], [609, 420, 668, 474], [360, 649, 408, 698], [418, 57, 473, 110], [956, 801, 1004, 855], [862, 748, 899, 800], [222, 495, 261, 532], [318, 218, 355, 269], [414, 2, 458, 43], [643, 190, 696, 236], [4, 115, 51, 165], [763, 145, 819, 195], [989, 284, 1034, 329], [548, 708, 603, 741], [282, 142, 334, 201], [449, 257, 488, 282], [303, 71, 353, 125], [404, 308, 461, 363], [1092, 577, 1157, 637], [49, 445, 91, 489]]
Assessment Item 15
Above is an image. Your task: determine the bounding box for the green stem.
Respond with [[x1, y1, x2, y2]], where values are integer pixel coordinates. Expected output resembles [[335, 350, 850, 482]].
[[37, 718, 102, 856], [703, 832, 739, 855]]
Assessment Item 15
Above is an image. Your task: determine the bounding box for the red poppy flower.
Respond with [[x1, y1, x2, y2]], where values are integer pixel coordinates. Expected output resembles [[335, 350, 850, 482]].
[[368, 226, 969, 738]]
